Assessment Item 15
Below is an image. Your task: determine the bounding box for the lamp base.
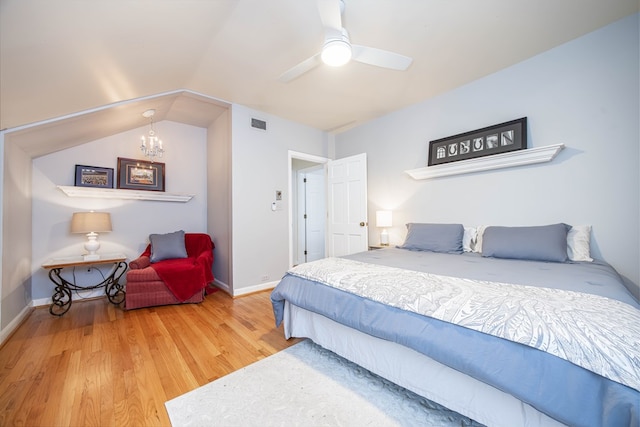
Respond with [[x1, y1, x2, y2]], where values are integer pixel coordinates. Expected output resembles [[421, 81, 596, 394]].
[[380, 229, 389, 246], [83, 232, 101, 261]]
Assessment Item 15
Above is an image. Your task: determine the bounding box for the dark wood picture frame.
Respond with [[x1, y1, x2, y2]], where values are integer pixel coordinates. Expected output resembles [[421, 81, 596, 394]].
[[117, 157, 165, 192], [428, 117, 527, 166], [74, 165, 114, 188]]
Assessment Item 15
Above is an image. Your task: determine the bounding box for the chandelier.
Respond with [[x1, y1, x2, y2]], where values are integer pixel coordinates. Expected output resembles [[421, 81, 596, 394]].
[[140, 109, 164, 162]]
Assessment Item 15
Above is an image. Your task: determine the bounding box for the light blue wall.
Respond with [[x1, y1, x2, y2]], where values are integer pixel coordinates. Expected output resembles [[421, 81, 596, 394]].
[[230, 105, 328, 294], [335, 14, 640, 297]]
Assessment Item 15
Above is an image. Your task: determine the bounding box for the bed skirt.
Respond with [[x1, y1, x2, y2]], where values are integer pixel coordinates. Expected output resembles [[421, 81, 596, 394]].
[[283, 301, 565, 427]]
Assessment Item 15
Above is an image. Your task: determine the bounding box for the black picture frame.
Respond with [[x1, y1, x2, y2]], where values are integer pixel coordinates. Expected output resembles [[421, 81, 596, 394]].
[[74, 165, 114, 188], [117, 157, 165, 192], [428, 117, 527, 166]]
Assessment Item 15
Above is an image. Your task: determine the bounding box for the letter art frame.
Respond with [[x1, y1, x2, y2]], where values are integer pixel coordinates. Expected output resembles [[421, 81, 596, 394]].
[[428, 117, 527, 166]]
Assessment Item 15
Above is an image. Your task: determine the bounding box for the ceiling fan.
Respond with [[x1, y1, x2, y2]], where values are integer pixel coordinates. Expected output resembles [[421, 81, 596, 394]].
[[278, 0, 413, 83]]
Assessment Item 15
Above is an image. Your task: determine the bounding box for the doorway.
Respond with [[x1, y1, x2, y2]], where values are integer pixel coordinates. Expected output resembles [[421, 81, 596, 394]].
[[288, 151, 369, 268], [295, 165, 326, 264], [288, 151, 329, 268]]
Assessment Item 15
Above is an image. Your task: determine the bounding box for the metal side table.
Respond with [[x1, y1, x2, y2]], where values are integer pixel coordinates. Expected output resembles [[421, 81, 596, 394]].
[[42, 253, 127, 316]]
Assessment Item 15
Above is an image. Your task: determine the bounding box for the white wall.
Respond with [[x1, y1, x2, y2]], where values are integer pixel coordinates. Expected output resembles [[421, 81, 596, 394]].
[[1, 141, 32, 327], [207, 110, 232, 289], [230, 105, 328, 294], [335, 14, 640, 297], [31, 121, 208, 301]]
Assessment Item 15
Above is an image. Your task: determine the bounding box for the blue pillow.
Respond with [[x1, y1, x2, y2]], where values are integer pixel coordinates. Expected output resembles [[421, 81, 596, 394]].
[[149, 230, 188, 263], [398, 223, 464, 254], [481, 224, 569, 262]]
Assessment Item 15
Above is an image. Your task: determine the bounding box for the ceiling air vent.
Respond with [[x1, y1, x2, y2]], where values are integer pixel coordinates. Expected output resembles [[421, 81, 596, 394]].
[[251, 118, 267, 131]]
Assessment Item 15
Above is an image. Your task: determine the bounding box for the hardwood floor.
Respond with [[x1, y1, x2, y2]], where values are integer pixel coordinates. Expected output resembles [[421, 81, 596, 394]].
[[0, 290, 300, 426]]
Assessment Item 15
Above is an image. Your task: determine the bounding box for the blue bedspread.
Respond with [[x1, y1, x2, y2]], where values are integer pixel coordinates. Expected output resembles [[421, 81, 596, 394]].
[[271, 249, 640, 427]]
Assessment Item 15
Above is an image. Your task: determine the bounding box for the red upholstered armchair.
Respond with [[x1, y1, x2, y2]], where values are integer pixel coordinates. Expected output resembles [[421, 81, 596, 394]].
[[125, 232, 215, 310]]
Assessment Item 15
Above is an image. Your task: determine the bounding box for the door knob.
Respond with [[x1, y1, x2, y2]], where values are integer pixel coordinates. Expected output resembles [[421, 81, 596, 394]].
[[359, 222, 367, 227]]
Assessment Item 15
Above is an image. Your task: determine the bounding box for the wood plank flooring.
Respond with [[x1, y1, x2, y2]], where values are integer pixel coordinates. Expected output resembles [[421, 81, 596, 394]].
[[0, 290, 300, 426]]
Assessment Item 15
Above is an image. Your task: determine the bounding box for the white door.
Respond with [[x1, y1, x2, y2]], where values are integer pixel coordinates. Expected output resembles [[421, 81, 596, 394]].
[[296, 171, 307, 264], [305, 167, 326, 261], [327, 153, 368, 256], [289, 151, 330, 268], [296, 166, 326, 264]]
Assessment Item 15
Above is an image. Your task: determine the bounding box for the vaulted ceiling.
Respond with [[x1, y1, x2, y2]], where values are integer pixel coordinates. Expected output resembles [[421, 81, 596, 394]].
[[1, 0, 638, 156]]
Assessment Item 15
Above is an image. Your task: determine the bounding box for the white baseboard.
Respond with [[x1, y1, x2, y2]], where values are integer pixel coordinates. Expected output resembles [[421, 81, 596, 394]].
[[31, 288, 107, 307], [212, 279, 230, 294], [232, 280, 279, 297], [31, 280, 278, 307], [0, 304, 34, 347], [31, 297, 50, 307], [210, 278, 278, 297]]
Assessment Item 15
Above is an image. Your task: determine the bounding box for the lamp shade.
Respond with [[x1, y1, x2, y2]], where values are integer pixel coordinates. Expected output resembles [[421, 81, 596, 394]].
[[375, 210, 392, 228], [70, 212, 112, 234]]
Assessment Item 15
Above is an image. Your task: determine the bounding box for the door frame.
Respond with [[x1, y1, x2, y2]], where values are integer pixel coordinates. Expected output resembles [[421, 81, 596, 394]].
[[288, 150, 329, 269]]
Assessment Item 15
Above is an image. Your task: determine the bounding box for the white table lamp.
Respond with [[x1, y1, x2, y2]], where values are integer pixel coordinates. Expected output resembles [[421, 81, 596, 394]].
[[71, 211, 112, 261], [376, 210, 392, 246]]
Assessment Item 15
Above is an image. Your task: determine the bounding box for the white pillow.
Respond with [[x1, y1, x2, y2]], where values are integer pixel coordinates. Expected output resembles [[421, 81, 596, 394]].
[[462, 227, 477, 252], [474, 225, 488, 253], [567, 225, 593, 262]]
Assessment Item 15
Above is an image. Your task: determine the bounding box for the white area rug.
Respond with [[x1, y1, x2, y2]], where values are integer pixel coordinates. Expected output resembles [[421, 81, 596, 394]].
[[165, 340, 483, 426]]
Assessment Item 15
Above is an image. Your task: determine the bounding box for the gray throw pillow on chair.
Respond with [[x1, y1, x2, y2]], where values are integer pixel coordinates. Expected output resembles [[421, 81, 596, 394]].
[[149, 230, 188, 263]]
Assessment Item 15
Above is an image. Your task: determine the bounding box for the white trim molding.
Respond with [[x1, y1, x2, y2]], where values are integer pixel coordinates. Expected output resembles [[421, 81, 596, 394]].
[[405, 143, 565, 180], [232, 280, 279, 297], [0, 305, 34, 347], [57, 185, 194, 202]]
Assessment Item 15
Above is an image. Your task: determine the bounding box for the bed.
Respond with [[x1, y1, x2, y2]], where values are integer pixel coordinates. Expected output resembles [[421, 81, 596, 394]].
[[271, 223, 640, 427]]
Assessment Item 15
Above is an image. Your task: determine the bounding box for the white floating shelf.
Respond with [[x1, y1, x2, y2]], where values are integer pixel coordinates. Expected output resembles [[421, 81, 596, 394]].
[[405, 143, 565, 180], [57, 185, 194, 202]]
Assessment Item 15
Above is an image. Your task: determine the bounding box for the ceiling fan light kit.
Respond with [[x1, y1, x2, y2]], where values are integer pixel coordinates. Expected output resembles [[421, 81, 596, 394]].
[[321, 37, 352, 67], [278, 0, 413, 83]]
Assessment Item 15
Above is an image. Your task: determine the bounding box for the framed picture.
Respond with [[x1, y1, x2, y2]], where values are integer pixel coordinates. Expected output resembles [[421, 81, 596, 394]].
[[117, 157, 165, 192], [428, 117, 527, 166], [74, 165, 114, 188]]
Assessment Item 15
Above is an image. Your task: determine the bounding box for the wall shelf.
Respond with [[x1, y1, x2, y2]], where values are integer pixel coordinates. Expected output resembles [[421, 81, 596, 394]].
[[405, 143, 565, 180], [57, 185, 194, 202]]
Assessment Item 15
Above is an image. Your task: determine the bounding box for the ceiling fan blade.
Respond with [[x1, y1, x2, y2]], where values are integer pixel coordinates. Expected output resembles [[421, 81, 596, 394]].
[[278, 53, 322, 83], [317, 0, 342, 34], [352, 45, 413, 71]]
